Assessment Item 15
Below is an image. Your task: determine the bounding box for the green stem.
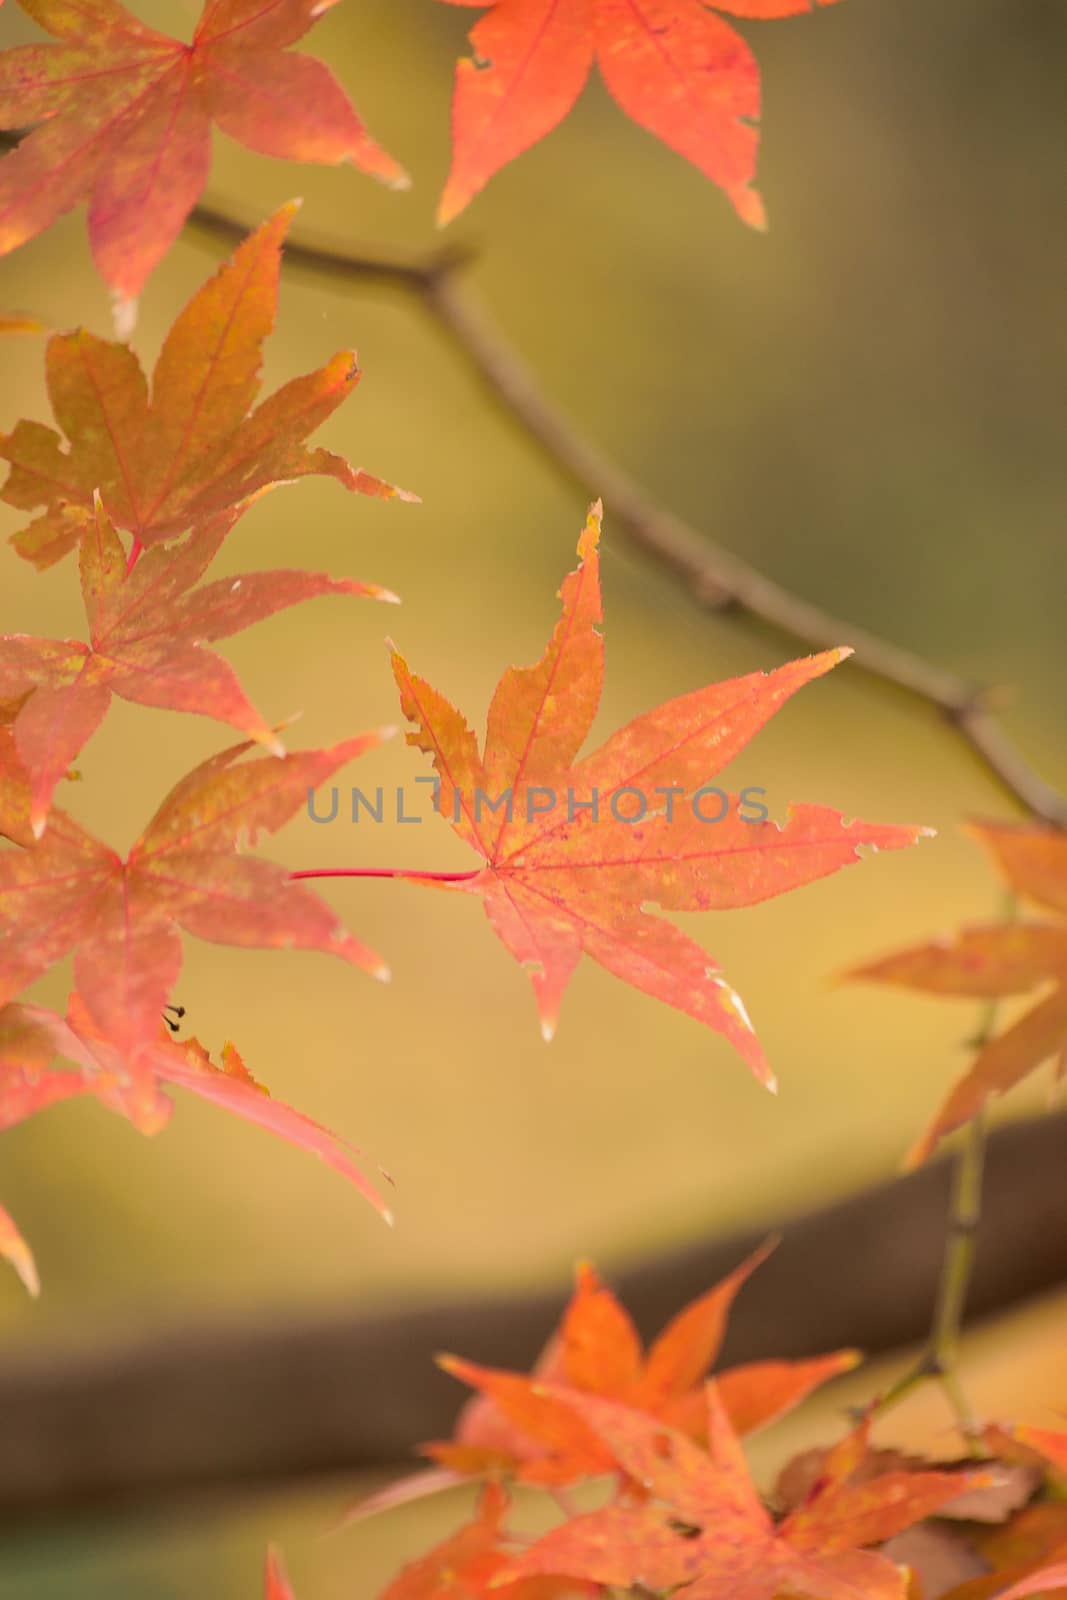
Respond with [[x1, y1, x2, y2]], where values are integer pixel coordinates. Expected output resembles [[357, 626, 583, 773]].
[[928, 1102, 986, 1433], [870, 1103, 987, 1432], [874, 893, 1016, 1434]]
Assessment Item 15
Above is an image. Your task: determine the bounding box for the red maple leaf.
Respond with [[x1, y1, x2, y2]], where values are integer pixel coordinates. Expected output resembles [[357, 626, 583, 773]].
[[0, 725, 390, 1053], [845, 822, 1067, 1165], [0, 0, 407, 300], [500, 1384, 986, 1599], [436, 0, 845, 226], [0, 493, 396, 837], [386, 503, 929, 1080], [0, 204, 414, 571], [0, 993, 395, 1271], [425, 1242, 858, 1487]]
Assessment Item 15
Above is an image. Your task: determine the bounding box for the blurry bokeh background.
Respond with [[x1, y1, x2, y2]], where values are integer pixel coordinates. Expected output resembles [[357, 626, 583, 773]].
[[0, 0, 1065, 1592]]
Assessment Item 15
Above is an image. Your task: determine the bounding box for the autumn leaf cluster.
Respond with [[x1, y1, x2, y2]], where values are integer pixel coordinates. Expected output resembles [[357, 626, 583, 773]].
[[1, 0, 845, 303], [334, 1256, 1067, 1600]]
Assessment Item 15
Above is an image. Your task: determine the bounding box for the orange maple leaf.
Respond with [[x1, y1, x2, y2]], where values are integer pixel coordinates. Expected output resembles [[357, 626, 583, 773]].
[[930, 1500, 1067, 1600], [988, 1562, 1067, 1600], [499, 1385, 986, 1599], [0, 991, 395, 1275], [845, 823, 1067, 1165], [436, 0, 845, 226], [1019, 1439, 1067, 1487], [0, 725, 390, 1053], [0, 494, 396, 837], [0, 204, 414, 572], [427, 1242, 858, 1486], [379, 1480, 599, 1599], [0, 0, 407, 300], [389, 503, 929, 1079]]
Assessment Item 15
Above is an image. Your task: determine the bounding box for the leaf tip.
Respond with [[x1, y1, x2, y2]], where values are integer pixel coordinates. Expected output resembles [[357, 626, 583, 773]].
[[12, 1250, 40, 1299], [435, 190, 464, 229], [902, 1130, 934, 1171], [110, 291, 139, 342], [732, 185, 768, 232], [1, 1215, 39, 1299], [0, 312, 48, 336]]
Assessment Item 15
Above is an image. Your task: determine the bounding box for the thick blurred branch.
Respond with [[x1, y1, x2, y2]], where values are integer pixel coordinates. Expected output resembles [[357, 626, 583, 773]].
[[1, 1108, 1065, 1520], [183, 204, 1067, 828]]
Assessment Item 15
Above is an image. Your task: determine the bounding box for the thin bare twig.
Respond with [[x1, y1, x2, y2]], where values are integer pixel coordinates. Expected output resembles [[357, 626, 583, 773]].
[[185, 202, 1067, 829]]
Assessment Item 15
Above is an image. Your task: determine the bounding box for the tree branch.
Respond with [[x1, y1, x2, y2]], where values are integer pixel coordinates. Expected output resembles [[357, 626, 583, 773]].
[[1, 1108, 1064, 1521], [186, 202, 1067, 829]]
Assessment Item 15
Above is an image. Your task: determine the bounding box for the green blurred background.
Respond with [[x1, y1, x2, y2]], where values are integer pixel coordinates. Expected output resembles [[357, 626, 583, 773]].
[[0, 0, 1065, 1592]]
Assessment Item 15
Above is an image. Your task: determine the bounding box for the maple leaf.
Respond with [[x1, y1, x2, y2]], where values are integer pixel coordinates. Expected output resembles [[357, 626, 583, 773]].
[[0, 0, 407, 301], [777, 1443, 1037, 1527], [845, 823, 1067, 1165], [388, 502, 930, 1078], [0, 993, 394, 1221], [989, 1563, 1067, 1600], [436, 0, 845, 227], [0, 204, 414, 571], [0, 725, 391, 1053], [499, 1384, 985, 1600], [937, 1503, 1067, 1600], [426, 1242, 858, 1487], [1014, 1426, 1067, 1479], [379, 1480, 599, 1599], [0, 493, 397, 837], [0, 1199, 37, 1296]]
